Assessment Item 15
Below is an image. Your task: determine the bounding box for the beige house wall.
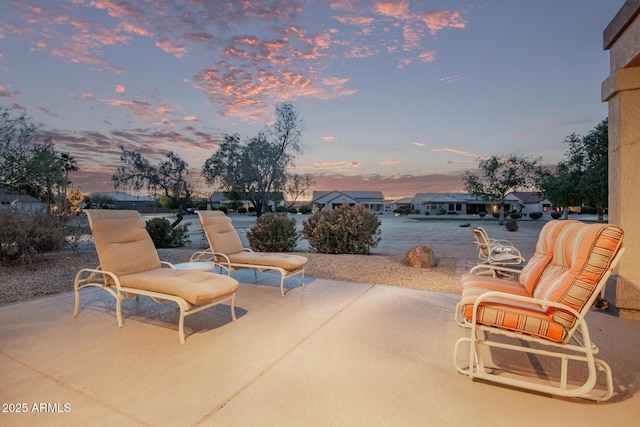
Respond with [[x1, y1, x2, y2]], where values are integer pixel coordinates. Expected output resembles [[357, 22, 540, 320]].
[[603, 0, 640, 310]]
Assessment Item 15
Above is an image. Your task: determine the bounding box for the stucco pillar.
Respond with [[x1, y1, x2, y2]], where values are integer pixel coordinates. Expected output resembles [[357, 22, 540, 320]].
[[602, 1, 640, 311]]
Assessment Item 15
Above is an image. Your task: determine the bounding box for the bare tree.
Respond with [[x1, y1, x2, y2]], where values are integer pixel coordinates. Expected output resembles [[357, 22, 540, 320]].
[[202, 103, 304, 216], [284, 174, 313, 208], [112, 147, 192, 226]]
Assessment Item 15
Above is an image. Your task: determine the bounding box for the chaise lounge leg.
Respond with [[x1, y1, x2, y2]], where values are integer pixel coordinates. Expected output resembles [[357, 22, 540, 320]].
[[116, 292, 124, 328], [230, 294, 236, 321], [74, 290, 80, 317], [178, 305, 186, 345]]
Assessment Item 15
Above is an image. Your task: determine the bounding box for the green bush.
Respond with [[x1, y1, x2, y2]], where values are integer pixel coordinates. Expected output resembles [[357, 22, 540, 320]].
[[529, 212, 543, 220], [288, 206, 298, 214], [298, 205, 311, 214], [237, 206, 247, 214], [276, 205, 287, 213], [145, 217, 190, 248], [0, 206, 67, 264], [246, 213, 298, 252], [300, 204, 381, 255]]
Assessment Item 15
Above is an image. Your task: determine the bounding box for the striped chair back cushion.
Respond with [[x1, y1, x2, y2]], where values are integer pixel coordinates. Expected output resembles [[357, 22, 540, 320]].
[[518, 220, 578, 294], [533, 222, 624, 328]]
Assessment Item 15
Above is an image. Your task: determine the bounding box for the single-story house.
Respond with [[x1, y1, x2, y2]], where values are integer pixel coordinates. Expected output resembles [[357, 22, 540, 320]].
[[387, 197, 413, 213], [0, 192, 46, 213], [209, 192, 280, 212], [411, 193, 523, 215], [311, 191, 384, 213], [509, 191, 552, 213]]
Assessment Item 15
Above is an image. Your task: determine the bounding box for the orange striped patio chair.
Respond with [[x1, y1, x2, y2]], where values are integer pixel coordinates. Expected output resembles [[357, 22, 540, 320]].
[[454, 221, 624, 401]]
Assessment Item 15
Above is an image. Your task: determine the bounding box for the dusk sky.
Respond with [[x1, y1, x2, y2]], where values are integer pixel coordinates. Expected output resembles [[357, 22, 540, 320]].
[[0, 1, 625, 200]]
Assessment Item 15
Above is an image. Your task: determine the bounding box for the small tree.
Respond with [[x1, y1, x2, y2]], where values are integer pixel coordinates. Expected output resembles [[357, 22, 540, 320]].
[[538, 119, 609, 222], [202, 103, 304, 217], [112, 148, 193, 227], [284, 174, 313, 208], [539, 161, 581, 220], [463, 153, 544, 225], [0, 108, 66, 206]]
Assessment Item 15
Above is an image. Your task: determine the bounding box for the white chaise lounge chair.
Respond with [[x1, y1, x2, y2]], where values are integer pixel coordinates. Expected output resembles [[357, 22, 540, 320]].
[[191, 211, 307, 296], [74, 210, 239, 344]]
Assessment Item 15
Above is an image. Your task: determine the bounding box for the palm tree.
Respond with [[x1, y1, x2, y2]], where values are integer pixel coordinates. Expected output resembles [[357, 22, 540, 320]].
[[57, 152, 78, 197]]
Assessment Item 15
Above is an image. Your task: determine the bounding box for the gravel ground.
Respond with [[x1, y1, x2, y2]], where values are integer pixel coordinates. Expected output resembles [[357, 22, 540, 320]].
[[0, 213, 544, 306]]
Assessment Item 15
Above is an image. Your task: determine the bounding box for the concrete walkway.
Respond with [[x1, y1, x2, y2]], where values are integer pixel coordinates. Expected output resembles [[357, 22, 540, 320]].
[[2, 270, 640, 426], [3, 214, 640, 426]]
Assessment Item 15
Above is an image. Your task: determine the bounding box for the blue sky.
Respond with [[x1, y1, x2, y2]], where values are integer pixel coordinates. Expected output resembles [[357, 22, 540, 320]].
[[0, 0, 625, 199]]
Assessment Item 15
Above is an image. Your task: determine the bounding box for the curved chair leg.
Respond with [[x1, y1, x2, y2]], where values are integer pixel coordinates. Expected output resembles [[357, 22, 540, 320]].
[[178, 305, 186, 345]]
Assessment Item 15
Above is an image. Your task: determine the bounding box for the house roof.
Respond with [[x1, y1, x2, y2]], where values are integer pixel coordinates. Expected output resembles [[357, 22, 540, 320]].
[[312, 190, 384, 204], [0, 193, 41, 204], [509, 191, 546, 204]]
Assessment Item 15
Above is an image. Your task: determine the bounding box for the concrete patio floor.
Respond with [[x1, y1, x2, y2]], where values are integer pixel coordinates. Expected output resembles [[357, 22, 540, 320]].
[[2, 270, 640, 426]]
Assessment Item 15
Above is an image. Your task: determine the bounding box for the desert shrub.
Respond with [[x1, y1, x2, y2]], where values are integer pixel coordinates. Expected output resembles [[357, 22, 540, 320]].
[[145, 217, 190, 248], [300, 203, 382, 255], [237, 206, 247, 214], [550, 211, 562, 219], [288, 206, 298, 214], [505, 219, 519, 232], [276, 205, 287, 213], [509, 212, 522, 219], [246, 213, 298, 252], [529, 212, 543, 220], [492, 212, 500, 219], [298, 205, 311, 214], [0, 206, 67, 264]]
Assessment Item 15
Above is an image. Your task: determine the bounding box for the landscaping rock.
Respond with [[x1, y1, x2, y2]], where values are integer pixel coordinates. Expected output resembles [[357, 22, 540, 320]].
[[403, 244, 437, 268]]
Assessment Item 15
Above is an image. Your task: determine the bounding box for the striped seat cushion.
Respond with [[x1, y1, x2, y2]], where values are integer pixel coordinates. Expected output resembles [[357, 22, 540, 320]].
[[459, 292, 568, 342], [459, 276, 567, 342]]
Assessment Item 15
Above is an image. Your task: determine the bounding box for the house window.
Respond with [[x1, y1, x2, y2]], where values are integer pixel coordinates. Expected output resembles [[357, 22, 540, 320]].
[[430, 204, 437, 210], [542, 203, 551, 212], [448, 203, 462, 212]]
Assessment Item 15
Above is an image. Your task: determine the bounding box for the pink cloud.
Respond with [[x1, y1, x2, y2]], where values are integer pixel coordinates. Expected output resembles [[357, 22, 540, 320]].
[[301, 161, 361, 171], [418, 51, 436, 62], [375, 0, 410, 19], [439, 75, 459, 83], [156, 39, 188, 58], [418, 10, 466, 36], [4, 1, 467, 122], [115, 85, 125, 94], [308, 172, 465, 199], [380, 158, 398, 165], [431, 147, 481, 159], [0, 85, 21, 98]]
